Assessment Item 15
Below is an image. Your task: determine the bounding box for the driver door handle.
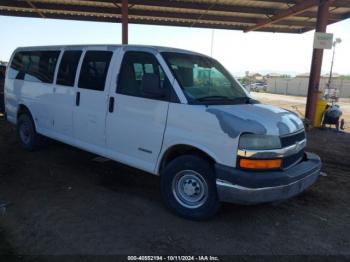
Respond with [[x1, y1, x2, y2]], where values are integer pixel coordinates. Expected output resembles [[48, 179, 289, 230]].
[[76, 92, 80, 106], [109, 97, 115, 113]]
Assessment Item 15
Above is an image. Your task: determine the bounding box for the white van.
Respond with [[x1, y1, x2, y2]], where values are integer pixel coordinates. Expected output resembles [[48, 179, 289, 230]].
[[4, 45, 321, 219]]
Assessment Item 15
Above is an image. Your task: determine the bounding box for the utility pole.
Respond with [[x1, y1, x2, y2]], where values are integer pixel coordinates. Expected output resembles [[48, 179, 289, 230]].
[[305, 0, 331, 126], [210, 29, 215, 57], [327, 38, 342, 88]]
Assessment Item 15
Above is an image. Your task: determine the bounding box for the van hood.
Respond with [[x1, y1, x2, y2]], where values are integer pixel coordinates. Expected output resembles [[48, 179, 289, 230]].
[[206, 104, 304, 138]]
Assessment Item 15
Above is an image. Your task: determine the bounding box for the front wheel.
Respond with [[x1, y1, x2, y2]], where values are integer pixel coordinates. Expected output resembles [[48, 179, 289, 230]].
[[161, 155, 220, 220]]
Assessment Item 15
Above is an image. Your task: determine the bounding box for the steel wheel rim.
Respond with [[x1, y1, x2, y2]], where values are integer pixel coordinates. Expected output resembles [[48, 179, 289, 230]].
[[19, 120, 31, 145], [172, 170, 208, 209]]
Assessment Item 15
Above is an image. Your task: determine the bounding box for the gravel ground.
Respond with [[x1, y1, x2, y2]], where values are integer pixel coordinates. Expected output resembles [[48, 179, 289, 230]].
[[0, 113, 349, 259]]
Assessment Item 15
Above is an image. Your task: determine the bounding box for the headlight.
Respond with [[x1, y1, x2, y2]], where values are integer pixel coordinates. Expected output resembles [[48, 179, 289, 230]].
[[239, 134, 281, 150]]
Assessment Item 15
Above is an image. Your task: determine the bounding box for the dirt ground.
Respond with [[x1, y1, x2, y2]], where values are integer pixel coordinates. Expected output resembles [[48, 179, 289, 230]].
[[0, 100, 349, 259]]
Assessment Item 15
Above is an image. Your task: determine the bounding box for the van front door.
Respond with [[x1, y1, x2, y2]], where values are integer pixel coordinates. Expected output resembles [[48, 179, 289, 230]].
[[73, 49, 113, 151], [106, 51, 170, 173]]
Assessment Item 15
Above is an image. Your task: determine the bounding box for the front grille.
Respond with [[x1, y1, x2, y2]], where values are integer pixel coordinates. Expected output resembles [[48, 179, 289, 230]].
[[280, 130, 306, 169], [280, 130, 305, 147], [283, 149, 304, 168]]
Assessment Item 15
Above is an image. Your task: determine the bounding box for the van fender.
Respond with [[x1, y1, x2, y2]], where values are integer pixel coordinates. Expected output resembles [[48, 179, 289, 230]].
[[156, 140, 220, 175], [16, 102, 37, 129]]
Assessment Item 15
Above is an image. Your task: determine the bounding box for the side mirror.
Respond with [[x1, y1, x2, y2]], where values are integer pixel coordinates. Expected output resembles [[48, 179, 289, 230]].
[[142, 73, 165, 98]]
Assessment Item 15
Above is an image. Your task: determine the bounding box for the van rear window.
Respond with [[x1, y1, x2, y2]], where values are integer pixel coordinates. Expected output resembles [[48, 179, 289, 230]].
[[9, 51, 60, 83]]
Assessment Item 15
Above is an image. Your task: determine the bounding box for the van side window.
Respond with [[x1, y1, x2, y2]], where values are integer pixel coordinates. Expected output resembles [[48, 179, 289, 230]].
[[78, 51, 113, 91], [56, 50, 82, 87], [117, 51, 170, 100], [9, 51, 60, 83]]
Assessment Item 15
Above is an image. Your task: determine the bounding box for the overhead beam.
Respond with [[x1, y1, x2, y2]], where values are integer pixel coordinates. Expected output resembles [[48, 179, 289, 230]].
[[25, 0, 45, 18], [62, 0, 344, 19], [0, 3, 318, 28], [0, 0, 347, 33], [80, 0, 350, 14], [249, 0, 350, 7], [333, 0, 350, 7], [139, 10, 316, 27], [4, 0, 345, 21], [0, 10, 306, 33], [244, 0, 320, 32], [71, 0, 281, 15]]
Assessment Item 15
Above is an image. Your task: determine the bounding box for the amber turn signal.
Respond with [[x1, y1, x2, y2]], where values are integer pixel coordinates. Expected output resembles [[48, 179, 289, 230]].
[[239, 158, 282, 170]]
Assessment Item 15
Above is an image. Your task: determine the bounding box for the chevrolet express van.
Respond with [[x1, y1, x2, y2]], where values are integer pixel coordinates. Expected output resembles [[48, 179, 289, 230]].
[[4, 45, 321, 219]]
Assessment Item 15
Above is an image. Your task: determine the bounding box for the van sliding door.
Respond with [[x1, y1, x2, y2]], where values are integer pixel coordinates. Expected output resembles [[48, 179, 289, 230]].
[[52, 49, 82, 140]]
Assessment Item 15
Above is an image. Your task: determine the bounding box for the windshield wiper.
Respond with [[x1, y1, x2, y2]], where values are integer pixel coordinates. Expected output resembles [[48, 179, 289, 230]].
[[227, 96, 260, 104], [197, 96, 235, 102], [196, 96, 258, 105]]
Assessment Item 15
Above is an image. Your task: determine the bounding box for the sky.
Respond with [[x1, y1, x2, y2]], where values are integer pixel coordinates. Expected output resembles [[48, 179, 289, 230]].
[[0, 15, 349, 77]]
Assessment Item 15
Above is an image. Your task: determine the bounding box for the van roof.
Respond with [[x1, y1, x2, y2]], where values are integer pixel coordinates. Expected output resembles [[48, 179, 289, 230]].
[[14, 44, 208, 57]]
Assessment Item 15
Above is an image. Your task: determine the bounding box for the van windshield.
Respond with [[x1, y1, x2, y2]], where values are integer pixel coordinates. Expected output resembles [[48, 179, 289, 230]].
[[162, 52, 250, 105]]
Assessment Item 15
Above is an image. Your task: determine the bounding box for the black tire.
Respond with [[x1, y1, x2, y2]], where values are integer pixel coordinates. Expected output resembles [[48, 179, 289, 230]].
[[161, 155, 220, 220], [17, 113, 42, 151]]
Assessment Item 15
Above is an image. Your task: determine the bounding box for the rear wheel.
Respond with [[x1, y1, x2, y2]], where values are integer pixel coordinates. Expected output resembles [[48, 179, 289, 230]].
[[161, 155, 220, 220], [17, 113, 42, 151]]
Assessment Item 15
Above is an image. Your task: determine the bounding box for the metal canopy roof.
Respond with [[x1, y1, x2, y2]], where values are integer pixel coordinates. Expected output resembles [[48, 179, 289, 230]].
[[0, 0, 349, 34]]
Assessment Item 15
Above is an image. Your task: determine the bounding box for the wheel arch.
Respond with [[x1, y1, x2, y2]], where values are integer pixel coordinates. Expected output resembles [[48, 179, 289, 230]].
[[16, 104, 37, 128], [157, 144, 217, 175]]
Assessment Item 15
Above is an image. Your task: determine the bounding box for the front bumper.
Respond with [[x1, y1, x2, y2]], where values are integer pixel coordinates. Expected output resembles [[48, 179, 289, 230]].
[[215, 152, 321, 205]]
